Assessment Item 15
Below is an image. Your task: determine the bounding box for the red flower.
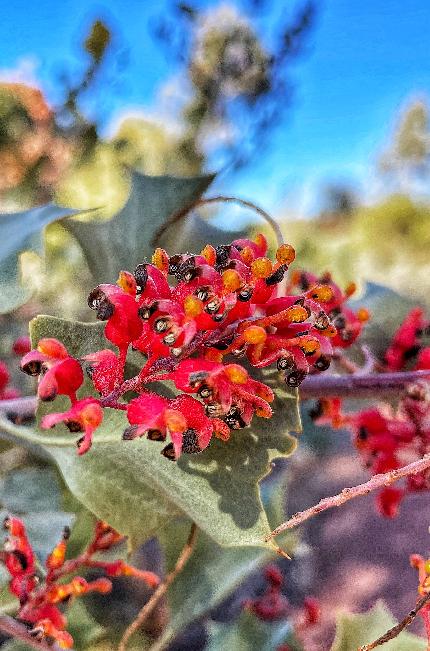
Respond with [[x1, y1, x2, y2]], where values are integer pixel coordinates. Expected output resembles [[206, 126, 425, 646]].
[[12, 336, 31, 356], [124, 392, 228, 459], [385, 308, 429, 371], [41, 398, 103, 454], [88, 284, 142, 349], [21, 338, 83, 402]]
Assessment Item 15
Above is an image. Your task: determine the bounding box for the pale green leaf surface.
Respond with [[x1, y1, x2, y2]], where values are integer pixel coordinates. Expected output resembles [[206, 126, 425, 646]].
[[154, 472, 296, 649], [0, 204, 78, 313], [206, 611, 292, 651], [331, 601, 426, 651]]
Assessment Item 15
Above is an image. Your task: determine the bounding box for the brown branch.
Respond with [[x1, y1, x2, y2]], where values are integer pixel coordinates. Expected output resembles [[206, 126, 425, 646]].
[[359, 592, 430, 650], [0, 615, 66, 651], [118, 523, 198, 651], [3, 370, 430, 422], [299, 370, 430, 400], [265, 453, 430, 541]]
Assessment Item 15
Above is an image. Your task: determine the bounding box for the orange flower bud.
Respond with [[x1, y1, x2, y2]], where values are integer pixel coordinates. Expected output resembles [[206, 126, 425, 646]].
[[201, 244, 216, 266], [37, 338, 68, 359], [345, 281, 357, 297], [152, 247, 169, 273], [251, 257, 273, 279], [184, 295, 204, 317], [276, 243, 295, 265], [286, 305, 309, 323], [307, 285, 334, 303], [243, 325, 267, 345], [222, 269, 242, 292], [117, 270, 137, 295], [224, 364, 248, 384], [240, 246, 255, 264], [356, 307, 370, 322]]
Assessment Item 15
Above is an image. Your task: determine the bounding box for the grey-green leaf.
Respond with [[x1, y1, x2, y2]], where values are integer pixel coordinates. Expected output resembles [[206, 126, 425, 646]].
[[207, 611, 292, 651], [0, 204, 78, 313], [331, 600, 426, 651], [64, 171, 238, 284]]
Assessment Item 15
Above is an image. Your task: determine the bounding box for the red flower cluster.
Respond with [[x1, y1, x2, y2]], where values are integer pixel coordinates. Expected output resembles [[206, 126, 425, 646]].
[[311, 308, 430, 517], [244, 564, 320, 650], [22, 235, 362, 460], [1, 516, 159, 648]]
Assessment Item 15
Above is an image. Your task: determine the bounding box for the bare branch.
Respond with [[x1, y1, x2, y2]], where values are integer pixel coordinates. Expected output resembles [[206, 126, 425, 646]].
[[118, 523, 198, 651], [359, 592, 430, 650], [265, 453, 430, 541], [0, 615, 66, 651], [299, 370, 430, 400]]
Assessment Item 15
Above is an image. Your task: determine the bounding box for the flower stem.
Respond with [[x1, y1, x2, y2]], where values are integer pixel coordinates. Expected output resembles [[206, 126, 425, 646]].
[[0, 615, 65, 650], [359, 592, 430, 650], [265, 453, 430, 541], [118, 523, 198, 651]]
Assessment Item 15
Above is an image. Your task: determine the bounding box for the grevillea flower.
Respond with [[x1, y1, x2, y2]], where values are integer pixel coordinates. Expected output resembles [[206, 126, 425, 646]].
[[385, 308, 430, 371], [1, 517, 159, 648], [124, 392, 229, 459], [21, 338, 83, 402], [25, 234, 360, 458], [41, 398, 103, 454]]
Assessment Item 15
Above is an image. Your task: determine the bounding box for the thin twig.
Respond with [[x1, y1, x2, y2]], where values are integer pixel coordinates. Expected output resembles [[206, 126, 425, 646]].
[[118, 523, 198, 651], [359, 592, 430, 651], [195, 196, 284, 247], [299, 370, 430, 400], [0, 615, 65, 650], [265, 453, 430, 541]]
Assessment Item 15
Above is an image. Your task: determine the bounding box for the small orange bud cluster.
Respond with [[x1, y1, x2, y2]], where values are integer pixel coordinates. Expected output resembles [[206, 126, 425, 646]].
[[1, 517, 160, 648]]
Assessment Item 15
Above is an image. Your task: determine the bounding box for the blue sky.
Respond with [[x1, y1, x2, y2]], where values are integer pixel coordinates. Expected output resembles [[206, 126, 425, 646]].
[[1, 0, 429, 217]]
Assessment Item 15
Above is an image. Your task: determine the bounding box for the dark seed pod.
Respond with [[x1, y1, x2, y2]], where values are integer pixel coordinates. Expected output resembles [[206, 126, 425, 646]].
[[154, 317, 170, 333], [404, 345, 420, 361], [212, 312, 225, 322], [314, 355, 331, 371], [63, 526, 71, 540], [238, 286, 253, 302], [21, 359, 42, 376], [197, 383, 213, 400], [177, 257, 199, 282], [138, 302, 158, 321], [285, 370, 307, 387], [205, 299, 220, 314], [12, 549, 29, 571], [122, 425, 139, 440], [88, 288, 115, 321], [147, 429, 166, 441], [163, 332, 177, 346], [196, 286, 210, 302], [134, 264, 148, 294], [168, 254, 184, 276], [314, 311, 331, 330], [182, 428, 202, 454], [224, 406, 247, 429], [65, 420, 84, 433], [277, 355, 294, 371], [215, 245, 231, 269], [265, 265, 286, 286], [161, 443, 176, 460]]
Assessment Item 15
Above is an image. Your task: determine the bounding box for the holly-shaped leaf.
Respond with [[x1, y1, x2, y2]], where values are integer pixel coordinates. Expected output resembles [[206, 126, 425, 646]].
[[0, 204, 78, 313], [64, 170, 243, 284], [154, 473, 296, 649], [206, 611, 293, 651], [331, 600, 426, 651]]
